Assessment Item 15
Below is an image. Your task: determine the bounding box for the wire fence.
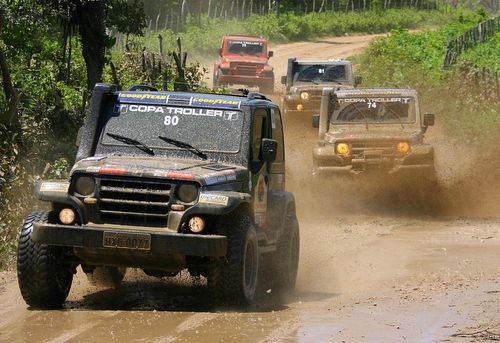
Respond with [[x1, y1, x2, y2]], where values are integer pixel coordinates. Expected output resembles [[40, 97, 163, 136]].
[[443, 16, 500, 69]]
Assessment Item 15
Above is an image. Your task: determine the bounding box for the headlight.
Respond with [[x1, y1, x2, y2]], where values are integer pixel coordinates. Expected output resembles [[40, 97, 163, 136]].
[[336, 143, 350, 156], [74, 175, 95, 196], [397, 142, 410, 154], [300, 92, 310, 100], [296, 104, 304, 111], [176, 184, 199, 203]]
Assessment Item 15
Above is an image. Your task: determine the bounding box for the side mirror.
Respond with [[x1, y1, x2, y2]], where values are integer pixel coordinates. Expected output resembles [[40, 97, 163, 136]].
[[280, 75, 286, 85], [424, 112, 435, 127], [261, 138, 278, 162], [268, 51, 274, 58], [354, 75, 363, 86], [312, 114, 320, 128], [76, 126, 84, 147]]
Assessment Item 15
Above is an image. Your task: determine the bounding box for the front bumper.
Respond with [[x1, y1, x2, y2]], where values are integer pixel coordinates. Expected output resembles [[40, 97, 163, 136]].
[[218, 74, 273, 86], [32, 223, 227, 257], [313, 145, 435, 176]]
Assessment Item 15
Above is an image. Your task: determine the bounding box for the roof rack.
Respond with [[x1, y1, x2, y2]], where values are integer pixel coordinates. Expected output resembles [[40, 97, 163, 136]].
[[128, 84, 158, 92], [246, 92, 270, 101]]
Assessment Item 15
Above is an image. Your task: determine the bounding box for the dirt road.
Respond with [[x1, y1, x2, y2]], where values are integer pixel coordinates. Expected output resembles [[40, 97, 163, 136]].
[[1, 34, 499, 343]]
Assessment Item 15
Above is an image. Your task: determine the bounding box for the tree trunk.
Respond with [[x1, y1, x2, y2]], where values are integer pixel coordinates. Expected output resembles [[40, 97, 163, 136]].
[[0, 46, 19, 126], [77, 1, 106, 91]]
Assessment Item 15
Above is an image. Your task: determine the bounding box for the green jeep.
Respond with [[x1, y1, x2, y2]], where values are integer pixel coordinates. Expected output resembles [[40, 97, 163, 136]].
[[312, 88, 436, 178], [17, 84, 299, 308]]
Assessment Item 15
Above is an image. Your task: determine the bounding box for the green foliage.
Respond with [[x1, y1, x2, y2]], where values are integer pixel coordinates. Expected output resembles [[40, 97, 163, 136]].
[[134, 9, 454, 59], [356, 11, 500, 139], [460, 32, 500, 72]]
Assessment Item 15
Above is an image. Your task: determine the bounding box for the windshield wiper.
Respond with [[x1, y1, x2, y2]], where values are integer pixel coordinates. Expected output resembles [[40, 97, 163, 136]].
[[351, 103, 370, 130], [158, 136, 208, 160], [380, 103, 405, 129], [106, 132, 155, 155]]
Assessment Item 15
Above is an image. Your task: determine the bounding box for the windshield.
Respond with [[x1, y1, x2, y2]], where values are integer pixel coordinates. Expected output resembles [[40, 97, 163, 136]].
[[295, 64, 347, 83], [330, 96, 416, 124], [98, 103, 244, 154], [226, 40, 265, 56]]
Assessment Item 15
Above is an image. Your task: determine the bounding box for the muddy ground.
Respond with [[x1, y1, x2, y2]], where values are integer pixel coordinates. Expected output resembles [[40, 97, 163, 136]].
[[0, 35, 499, 343]]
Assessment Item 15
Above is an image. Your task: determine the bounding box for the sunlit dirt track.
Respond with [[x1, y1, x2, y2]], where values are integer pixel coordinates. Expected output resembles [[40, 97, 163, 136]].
[[1, 34, 499, 343]]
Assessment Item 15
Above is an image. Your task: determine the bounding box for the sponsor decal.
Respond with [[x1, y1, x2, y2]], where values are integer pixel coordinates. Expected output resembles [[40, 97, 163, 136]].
[[116, 104, 237, 119], [166, 171, 194, 180], [199, 193, 229, 206], [40, 182, 69, 193], [224, 111, 239, 121], [86, 166, 101, 173], [191, 97, 241, 109], [341, 97, 411, 103], [119, 92, 168, 102], [253, 174, 268, 227], [231, 40, 263, 46], [99, 166, 126, 175]]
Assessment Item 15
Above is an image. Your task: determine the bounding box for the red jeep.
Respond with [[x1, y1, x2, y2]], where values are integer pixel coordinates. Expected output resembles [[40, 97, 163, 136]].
[[213, 35, 274, 94]]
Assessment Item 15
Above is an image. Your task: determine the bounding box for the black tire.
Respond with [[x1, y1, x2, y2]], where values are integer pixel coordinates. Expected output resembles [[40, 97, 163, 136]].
[[259, 81, 274, 95], [273, 209, 300, 294], [208, 216, 259, 306], [86, 266, 126, 289], [17, 211, 74, 309], [213, 69, 221, 88]]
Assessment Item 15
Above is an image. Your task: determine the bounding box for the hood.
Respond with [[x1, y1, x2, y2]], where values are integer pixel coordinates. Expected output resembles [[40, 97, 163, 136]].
[[71, 156, 247, 186], [324, 127, 422, 143], [223, 55, 269, 64]]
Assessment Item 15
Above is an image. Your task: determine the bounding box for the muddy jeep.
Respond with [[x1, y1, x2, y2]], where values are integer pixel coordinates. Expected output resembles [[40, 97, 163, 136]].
[[281, 58, 360, 116], [17, 84, 299, 308], [213, 35, 274, 94], [312, 88, 435, 177]]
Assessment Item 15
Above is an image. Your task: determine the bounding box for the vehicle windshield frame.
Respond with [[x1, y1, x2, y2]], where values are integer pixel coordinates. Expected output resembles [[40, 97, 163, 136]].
[[94, 102, 249, 164], [225, 39, 267, 56], [294, 63, 349, 83], [329, 95, 417, 126]]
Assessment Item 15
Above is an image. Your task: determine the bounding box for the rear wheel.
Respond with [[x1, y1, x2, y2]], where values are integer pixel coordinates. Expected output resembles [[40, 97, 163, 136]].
[[86, 266, 126, 289], [273, 209, 300, 294], [17, 211, 74, 309], [213, 68, 221, 88]]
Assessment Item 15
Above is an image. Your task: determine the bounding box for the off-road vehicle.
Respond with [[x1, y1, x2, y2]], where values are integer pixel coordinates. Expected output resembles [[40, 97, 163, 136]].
[[281, 58, 360, 116], [312, 88, 435, 178], [17, 84, 299, 308], [213, 35, 275, 94]]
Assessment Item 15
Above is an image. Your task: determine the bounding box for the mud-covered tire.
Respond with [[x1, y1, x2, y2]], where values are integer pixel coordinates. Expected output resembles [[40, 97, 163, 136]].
[[86, 266, 126, 289], [209, 216, 259, 306], [213, 69, 221, 88], [273, 209, 300, 294], [17, 211, 73, 309], [259, 81, 274, 95]]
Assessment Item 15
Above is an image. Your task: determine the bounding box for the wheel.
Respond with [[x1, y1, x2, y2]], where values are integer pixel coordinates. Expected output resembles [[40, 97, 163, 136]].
[[273, 208, 300, 294], [208, 215, 259, 306], [213, 68, 221, 88], [17, 211, 74, 309], [259, 80, 274, 95], [86, 266, 126, 288]]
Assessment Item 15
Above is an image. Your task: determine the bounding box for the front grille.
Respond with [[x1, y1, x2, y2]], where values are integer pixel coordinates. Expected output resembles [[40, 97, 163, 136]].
[[351, 141, 397, 159], [98, 178, 172, 227], [308, 90, 322, 101], [231, 62, 261, 76]]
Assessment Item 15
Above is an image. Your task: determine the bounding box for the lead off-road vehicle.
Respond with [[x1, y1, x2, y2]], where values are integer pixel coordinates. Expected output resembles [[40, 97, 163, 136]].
[[213, 35, 275, 94], [312, 88, 435, 178], [281, 58, 361, 116], [17, 84, 299, 308]]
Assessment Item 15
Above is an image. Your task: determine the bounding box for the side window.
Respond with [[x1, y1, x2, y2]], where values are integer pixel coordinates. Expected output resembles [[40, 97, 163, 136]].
[[270, 107, 284, 163], [252, 108, 269, 162]]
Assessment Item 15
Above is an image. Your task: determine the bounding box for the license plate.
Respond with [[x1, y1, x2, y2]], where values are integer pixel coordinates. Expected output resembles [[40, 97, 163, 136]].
[[103, 232, 151, 251]]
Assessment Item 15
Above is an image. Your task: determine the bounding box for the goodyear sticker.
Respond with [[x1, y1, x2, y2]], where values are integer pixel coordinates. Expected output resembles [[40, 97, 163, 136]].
[[191, 97, 241, 109], [119, 92, 168, 104], [40, 182, 69, 193], [199, 193, 229, 206]]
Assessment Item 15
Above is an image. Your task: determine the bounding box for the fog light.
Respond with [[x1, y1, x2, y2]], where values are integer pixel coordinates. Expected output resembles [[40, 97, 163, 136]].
[[59, 208, 75, 225], [397, 142, 410, 154], [300, 92, 310, 100], [336, 143, 350, 156], [188, 216, 205, 233], [296, 104, 304, 111]]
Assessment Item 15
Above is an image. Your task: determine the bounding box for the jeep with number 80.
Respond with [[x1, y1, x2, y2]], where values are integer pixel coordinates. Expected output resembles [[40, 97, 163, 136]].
[[17, 84, 299, 308]]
